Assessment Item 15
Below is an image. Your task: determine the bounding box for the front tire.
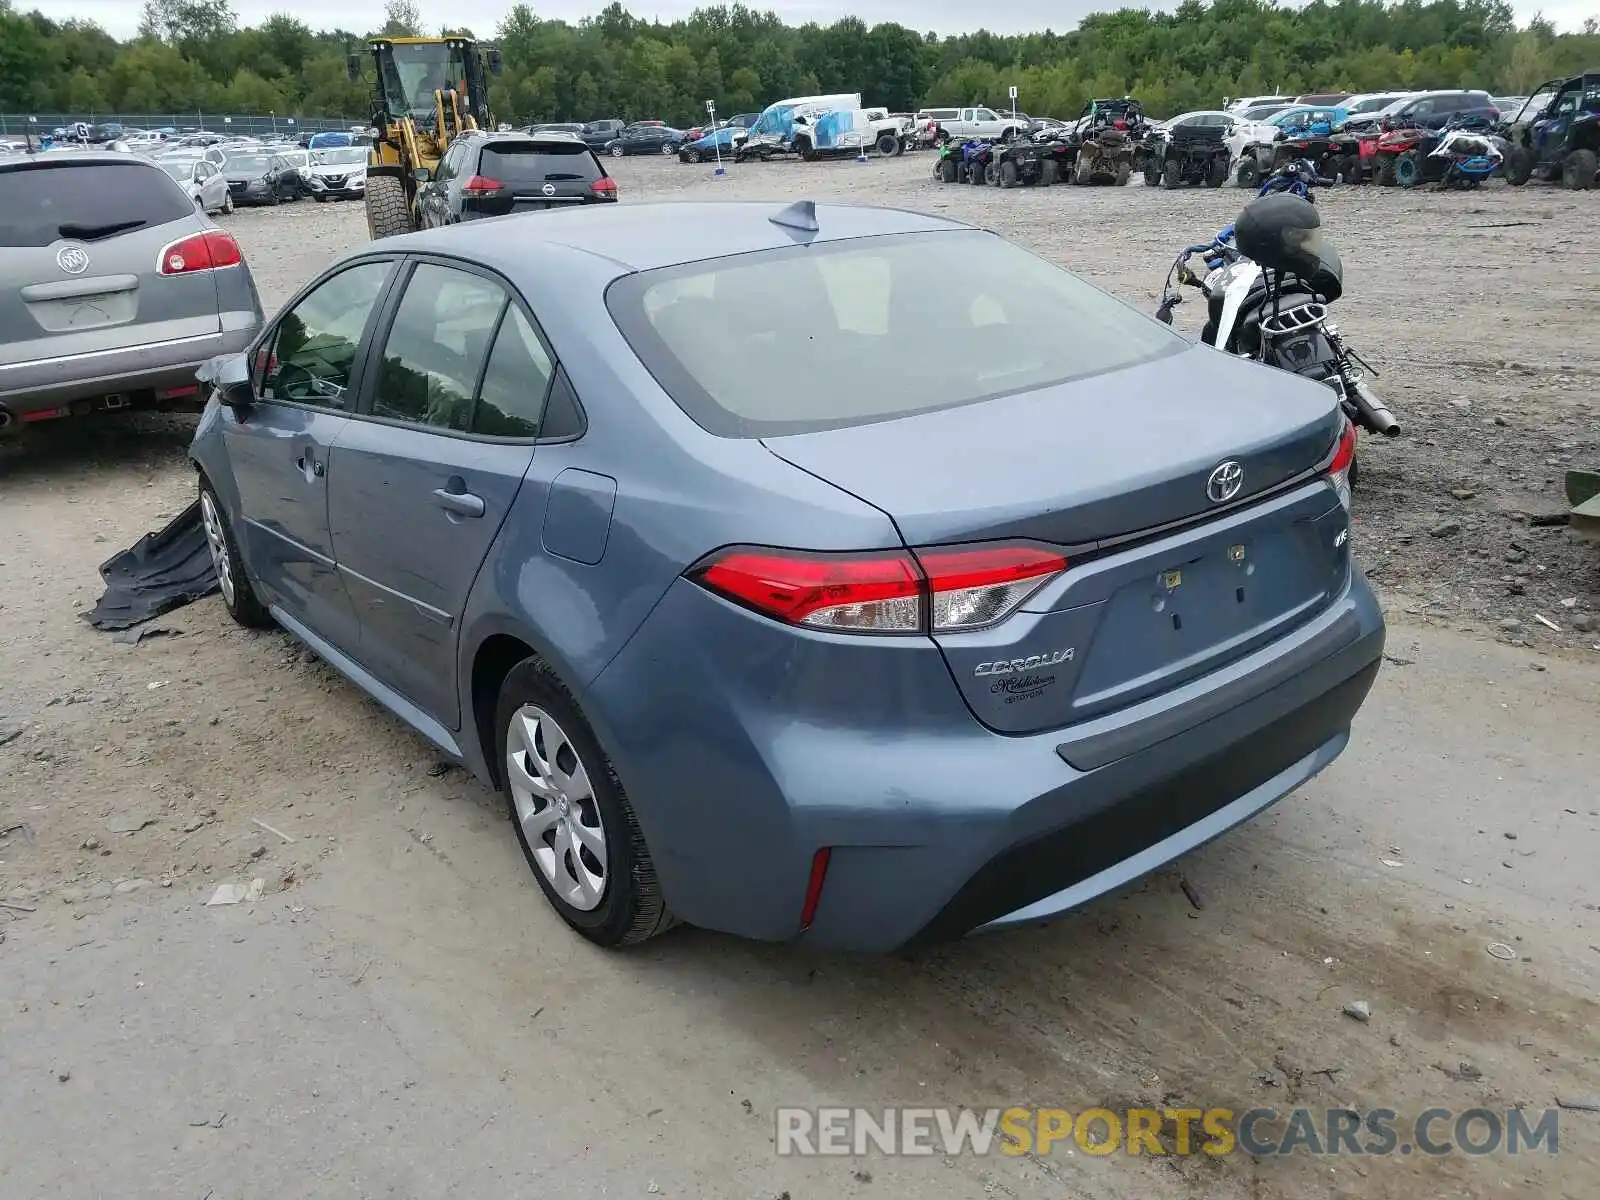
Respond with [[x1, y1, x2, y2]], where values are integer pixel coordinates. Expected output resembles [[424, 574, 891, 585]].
[[364, 174, 413, 239], [496, 658, 675, 947], [222, 191, 234, 214], [1115, 161, 1131, 185], [876, 131, 899, 157], [1504, 146, 1533, 185], [609, 144, 624, 158], [1236, 153, 1261, 188], [1394, 150, 1420, 188], [1161, 155, 1182, 188], [199, 480, 272, 629]]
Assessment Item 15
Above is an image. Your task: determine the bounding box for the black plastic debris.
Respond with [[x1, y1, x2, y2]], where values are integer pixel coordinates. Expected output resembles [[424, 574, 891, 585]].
[[84, 501, 217, 631]]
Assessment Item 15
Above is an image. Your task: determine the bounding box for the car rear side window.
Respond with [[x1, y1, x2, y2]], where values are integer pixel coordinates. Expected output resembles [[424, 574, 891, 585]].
[[607, 229, 1185, 438], [371, 263, 507, 432], [480, 144, 600, 184], [0, 161, 194, 247], [474, 306, 556, 437]]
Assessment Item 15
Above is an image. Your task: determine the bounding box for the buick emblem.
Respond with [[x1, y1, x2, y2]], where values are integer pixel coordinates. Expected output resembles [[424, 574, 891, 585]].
[[56, 245, 90, 275], [541, 183, 556, 196], [1206, 460, 1244, 504]]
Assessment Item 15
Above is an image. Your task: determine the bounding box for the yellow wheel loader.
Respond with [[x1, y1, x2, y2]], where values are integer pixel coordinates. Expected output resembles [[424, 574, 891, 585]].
[[346, 36, 504, 239]]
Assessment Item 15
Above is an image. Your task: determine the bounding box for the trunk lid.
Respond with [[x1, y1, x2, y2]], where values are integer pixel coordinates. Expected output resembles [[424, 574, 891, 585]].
[[1, 160, 222, 367], [763, 347, 1350, 736]]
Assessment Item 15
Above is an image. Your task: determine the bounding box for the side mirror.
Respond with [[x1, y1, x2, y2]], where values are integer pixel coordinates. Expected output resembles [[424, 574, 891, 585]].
[[220, 378, 255, 410], [486, 49, 503, 76], [346, 54, 362, 82], [412, 166, 432, 182], [198, 353, 254, 411]]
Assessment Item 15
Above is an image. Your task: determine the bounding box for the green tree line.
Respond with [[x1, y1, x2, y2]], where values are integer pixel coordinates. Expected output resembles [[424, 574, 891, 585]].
[[2, 0, 1597, 125]]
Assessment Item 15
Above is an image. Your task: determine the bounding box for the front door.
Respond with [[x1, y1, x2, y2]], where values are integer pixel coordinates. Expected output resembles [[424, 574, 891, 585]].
[[222, 258, 396, 654], [328, 260, 551, 725]]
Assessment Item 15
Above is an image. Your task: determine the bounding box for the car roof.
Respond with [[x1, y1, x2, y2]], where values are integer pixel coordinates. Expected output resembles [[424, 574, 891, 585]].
[[0, 150, 162, 172], [367, 200, 970, 275]]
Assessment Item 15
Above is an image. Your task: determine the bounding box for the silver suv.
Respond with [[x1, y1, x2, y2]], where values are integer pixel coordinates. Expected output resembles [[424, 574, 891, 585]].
[[0, 151, 263, 433]]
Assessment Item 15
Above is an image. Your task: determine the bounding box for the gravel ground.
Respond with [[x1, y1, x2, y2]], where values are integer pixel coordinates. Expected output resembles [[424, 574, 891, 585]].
[[1, 154, 1598, 1199]]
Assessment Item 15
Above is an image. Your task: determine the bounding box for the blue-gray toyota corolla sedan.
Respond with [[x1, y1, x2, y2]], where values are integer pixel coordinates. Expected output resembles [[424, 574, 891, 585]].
[[189, 199, 1384, 951]]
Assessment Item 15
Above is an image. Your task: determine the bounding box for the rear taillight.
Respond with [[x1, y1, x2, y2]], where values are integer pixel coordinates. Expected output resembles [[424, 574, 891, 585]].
[[1326, 418, 1357, 509], [157, 230, 241, 275], [590, 176, 617, 197], [690, 541, 1067, 635], [462, 174, 504, 197]]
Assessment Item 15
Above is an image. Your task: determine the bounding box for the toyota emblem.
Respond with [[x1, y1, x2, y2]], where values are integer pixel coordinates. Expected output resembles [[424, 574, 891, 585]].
[[1206, 460, 1244, 504], [56, 245, 91, 275], [541, 183, 556, 196]]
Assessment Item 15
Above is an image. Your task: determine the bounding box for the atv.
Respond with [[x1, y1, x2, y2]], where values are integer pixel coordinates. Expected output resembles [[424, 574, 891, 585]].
[[933, 140, 963, 182], [960, 138, 999, 185], [1501, 71, 1600, 190], [1373, 114, 1499, 187], [989, 136, 1064, 187], [1140, 120, 1230, 188], [1273, 131, 1362, 184], [1066, 98, 1149, 185]]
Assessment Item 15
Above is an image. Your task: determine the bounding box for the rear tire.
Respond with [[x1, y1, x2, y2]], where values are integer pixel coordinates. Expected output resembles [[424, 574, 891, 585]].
[[876, 131, 899, 157], [1235, 154, 1261, 188], [1161, 155, 1182, 188], [1040, 159, 1057, 186], [1075, 155, 1093, 184], [937, 157, 958, 183], [1562, 148, 1597, 190], [222, 191, 234, 214], [1375, 155, 1397, 186], [609, 144, 624, 158], [1143, 158, 1162, 187], [1206, 155, 1229, 187], [364, 174, 413, 239], [496, 657, 676, 948], [198, 479, 273, 630], [999, 159, 1019, 188], [983, 161, 999, 185]]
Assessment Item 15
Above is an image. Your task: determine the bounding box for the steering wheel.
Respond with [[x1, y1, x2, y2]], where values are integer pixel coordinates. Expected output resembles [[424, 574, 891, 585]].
[[272, 361, 322, 401]]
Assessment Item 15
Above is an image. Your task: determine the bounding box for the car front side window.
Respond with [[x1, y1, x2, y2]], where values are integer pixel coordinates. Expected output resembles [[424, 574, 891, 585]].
[[370, 263, 507, 433], [259, 260, 394, 409]]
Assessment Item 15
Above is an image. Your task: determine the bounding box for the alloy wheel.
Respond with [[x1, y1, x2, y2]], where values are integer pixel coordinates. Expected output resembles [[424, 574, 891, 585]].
[[506, 704, 608, 911], [199, 490, 235, 607]]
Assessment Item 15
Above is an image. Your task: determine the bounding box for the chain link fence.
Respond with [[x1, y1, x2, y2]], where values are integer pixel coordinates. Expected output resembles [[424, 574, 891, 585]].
[[0, 113, 363, 139]]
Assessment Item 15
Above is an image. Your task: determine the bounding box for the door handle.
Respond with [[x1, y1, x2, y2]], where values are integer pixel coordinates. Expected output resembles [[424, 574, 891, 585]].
[[294, 449, 324, 479], [433, 487, 485, 518]]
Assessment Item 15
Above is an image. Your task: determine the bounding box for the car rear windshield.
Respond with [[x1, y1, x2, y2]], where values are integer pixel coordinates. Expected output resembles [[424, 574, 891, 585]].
[[607, 229, 1185, 438], [0, 161, 193, 247], [480, 143, 600, 184]]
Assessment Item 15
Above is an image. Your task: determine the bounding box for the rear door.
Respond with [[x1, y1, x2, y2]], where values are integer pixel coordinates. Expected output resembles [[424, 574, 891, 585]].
[[327, 259, 543, 725], [477, 141, 602, 214], [0, 159, 222, 370]]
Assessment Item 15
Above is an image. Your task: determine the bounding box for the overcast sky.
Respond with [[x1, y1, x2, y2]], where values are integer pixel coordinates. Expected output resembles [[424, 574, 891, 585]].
[[28, 0, 1597, 40]]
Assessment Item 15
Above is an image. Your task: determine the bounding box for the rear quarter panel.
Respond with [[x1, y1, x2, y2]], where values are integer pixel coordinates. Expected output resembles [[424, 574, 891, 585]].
[[453, 243, 901, 776]]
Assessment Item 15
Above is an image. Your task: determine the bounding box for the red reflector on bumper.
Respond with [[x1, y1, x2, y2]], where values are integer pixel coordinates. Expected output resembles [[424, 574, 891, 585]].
[[20, 407, 68, 422], [158, 384, 200, 399], [799, 847, 832, 932]]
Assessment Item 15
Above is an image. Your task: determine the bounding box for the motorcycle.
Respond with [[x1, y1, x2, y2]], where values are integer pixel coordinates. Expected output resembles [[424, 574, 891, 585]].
[[1154, 192, 1401, 451], [1257, 157, 1335, 201]]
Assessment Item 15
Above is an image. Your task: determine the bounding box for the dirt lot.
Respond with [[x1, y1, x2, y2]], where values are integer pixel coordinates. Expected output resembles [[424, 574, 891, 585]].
[[2, 155, 1598, 1199]]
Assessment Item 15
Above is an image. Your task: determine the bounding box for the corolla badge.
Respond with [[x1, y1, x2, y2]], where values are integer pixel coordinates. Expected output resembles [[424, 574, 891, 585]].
[[974, 648, 1074, 677], [1207, 460, 1244, 504], [56, 245, 91, 275], [541, 183, 556, 196]]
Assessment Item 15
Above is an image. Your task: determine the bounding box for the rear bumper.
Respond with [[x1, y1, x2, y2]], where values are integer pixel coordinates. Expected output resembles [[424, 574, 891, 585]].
[[0, 319, 259, 418], [588, 570, 1384, 953]]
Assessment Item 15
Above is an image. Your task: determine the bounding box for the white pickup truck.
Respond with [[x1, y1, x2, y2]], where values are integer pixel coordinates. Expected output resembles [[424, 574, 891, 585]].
[[920, 106, 1031, 142]]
